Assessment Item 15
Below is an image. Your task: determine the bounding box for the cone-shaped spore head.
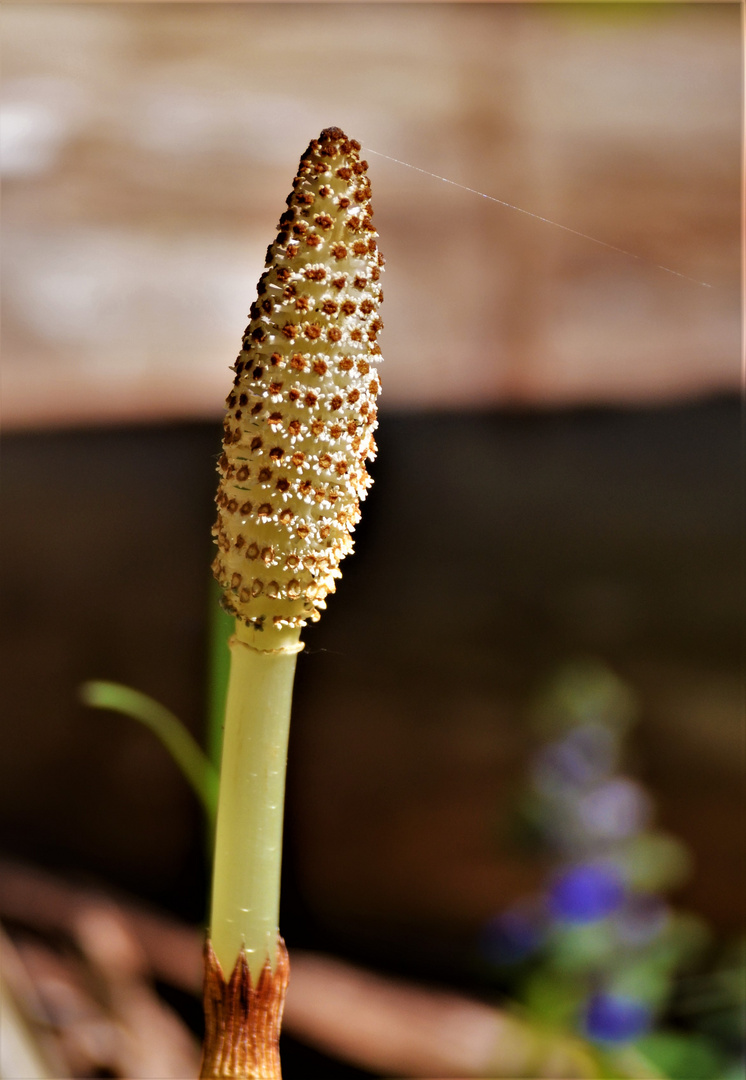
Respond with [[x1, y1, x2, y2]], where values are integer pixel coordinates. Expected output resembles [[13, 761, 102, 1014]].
[[212, 128, 383, 635]]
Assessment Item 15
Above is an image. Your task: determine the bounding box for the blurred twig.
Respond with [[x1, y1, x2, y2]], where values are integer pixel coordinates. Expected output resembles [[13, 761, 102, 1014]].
[[0, 859, 599, 1078], [0, 927, 60, 1079]]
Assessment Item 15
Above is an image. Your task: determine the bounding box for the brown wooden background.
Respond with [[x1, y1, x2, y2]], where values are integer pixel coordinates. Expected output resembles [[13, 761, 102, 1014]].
[[2, 3, 739, 427]]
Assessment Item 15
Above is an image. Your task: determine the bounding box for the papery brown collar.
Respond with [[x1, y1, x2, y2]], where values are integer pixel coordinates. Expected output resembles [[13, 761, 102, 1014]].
[[200, 935, 289, 1079]]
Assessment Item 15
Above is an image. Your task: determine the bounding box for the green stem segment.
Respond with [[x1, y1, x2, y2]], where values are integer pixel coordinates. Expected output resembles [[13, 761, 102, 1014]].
[[208, 619, 302, 982]]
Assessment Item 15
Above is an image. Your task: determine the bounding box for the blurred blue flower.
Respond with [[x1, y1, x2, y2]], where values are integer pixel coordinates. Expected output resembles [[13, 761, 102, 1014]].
[[482, 662, 705, 1055], [584, 992, 652, 1043], [549, 864, 625, 923]]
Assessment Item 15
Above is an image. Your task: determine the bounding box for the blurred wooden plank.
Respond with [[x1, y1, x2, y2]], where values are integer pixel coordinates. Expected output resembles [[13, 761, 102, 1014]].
[[2, 3, 739, 428]]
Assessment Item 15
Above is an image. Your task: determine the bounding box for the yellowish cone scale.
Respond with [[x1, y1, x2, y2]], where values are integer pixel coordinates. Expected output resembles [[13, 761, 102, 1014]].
[[212, 127, 384, 635]]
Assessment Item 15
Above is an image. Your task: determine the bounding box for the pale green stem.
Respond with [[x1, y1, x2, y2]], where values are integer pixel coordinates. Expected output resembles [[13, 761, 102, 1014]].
[[208, 619, 302, 981], [206, 578, 235, 771]]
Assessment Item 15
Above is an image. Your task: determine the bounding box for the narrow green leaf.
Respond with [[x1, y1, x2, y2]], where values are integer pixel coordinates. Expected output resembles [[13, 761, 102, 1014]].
[[80, 680, 218, 828]]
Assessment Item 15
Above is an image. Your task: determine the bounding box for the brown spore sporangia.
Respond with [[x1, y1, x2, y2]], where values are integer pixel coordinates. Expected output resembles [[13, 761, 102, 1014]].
[[213, 127, 383, 630]]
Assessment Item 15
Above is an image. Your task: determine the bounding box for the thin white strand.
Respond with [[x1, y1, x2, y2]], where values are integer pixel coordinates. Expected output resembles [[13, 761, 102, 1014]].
[[363, 146, 713, 289]]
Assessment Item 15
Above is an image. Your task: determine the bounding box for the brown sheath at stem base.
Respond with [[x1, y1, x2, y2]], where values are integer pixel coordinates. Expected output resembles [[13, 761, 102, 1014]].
[[199, 935, 289, 1079]]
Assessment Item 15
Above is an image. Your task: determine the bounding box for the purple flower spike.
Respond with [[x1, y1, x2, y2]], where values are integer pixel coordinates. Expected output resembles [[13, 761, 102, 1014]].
[[584, 992, 652, 1043], [549, 864, 625, 923]]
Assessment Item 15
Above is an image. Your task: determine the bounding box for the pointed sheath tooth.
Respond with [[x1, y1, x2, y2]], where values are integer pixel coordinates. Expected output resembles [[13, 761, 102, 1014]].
[[214, 127, 384, 632]]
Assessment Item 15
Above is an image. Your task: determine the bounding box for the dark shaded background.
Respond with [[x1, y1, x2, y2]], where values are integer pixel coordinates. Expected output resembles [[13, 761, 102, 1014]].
[[1, 397, 741, 985]]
